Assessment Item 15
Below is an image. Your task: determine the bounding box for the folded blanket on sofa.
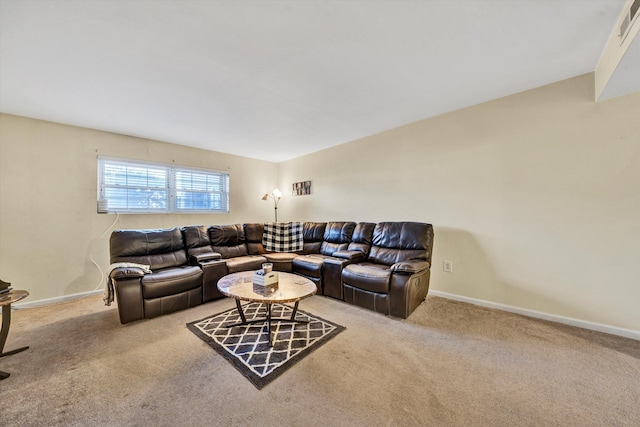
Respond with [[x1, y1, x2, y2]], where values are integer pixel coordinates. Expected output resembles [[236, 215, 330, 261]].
[[262, 222, 304, 252], [103, 262, 152, 306]]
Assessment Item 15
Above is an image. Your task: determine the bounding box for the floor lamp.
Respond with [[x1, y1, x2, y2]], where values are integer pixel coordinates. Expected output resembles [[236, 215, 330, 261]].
[[261, 188, 282, 222]]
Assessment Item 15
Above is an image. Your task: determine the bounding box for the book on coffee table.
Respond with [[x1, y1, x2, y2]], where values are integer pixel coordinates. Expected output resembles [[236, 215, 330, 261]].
[[0, 280, 11, 295]]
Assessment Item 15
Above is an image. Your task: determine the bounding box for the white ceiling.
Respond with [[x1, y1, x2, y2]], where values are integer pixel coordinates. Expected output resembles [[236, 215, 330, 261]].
[[0, 0, 634, 162]]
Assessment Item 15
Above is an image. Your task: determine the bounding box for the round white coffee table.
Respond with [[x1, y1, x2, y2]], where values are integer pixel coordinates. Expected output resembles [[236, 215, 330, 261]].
[[217, 271, 317, 347]]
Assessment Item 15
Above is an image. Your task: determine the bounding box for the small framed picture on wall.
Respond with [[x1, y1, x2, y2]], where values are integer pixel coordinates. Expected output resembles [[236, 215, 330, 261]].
[[292, 180, 311, 196]]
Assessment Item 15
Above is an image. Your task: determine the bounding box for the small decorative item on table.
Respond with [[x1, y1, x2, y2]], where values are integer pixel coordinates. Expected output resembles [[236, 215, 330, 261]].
[[253, 270, 279, 286], [253, 265, 279, 296]]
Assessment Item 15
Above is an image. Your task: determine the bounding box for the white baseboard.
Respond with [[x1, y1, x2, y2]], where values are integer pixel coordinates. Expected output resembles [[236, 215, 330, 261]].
[[12, 289, 103, 310], [429, 290, 640, 341]]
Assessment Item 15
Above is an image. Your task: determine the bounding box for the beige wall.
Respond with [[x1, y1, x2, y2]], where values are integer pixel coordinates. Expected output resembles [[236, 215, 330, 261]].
[[0, 114, 278, 301], [279, 73, 640, 331]]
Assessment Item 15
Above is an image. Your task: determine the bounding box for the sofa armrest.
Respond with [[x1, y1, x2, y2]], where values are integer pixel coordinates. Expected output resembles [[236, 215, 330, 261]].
[[322, 256, 355, 300], [390, 260, 430, 274], [110, 267, 147, 280], [332, 250, 366, 263], [113, 277, 145, 324], [389, 268, 431, 318], [201, 260, 228, 302], [191, 252, 222, 264]]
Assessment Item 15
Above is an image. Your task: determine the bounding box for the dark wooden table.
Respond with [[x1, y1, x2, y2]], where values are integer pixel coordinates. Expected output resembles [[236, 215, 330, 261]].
[[1, 289, 29, 380]]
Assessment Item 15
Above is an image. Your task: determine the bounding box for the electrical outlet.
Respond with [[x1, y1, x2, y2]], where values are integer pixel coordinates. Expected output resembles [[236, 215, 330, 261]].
[[443, 260, 453, 273]]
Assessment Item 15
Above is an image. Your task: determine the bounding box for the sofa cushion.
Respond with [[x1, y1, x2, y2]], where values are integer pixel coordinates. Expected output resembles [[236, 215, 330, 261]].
[[302, 222, 326, 254], [225, 255, 266, 273], [369, 222, 431, 266], [323, 222, 356, 243], [348, 222, 376, 255], [209, 224, 248, 258], [182, 225, 211, 249], [263, 252, 298, 272], [182, 225, 219, 260], [244, 223, 265, 255], [292, 255, 325, 278], [342, 262, 392, 294], [110, 228, 188, 269], [320, 222, 356, 256], [141, 266, 202, 299], [110, 228, 184, 258], [209, 224, 245, 245], [111, 251, 188, 271], [264, 252, 297, 262], [146, 251, 189, 270]]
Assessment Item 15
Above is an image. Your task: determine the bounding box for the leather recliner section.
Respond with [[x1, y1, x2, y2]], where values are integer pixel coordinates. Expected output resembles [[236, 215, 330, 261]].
[[109, 228, 204, 324], [342, 222, 433, 318], [292, 221, 356, 295], [320, 222, 375, 299], [181, 225, 224, 302]]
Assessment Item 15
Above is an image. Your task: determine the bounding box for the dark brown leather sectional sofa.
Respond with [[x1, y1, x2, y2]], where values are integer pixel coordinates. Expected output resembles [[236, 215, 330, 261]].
[[109, 221, 434, 324]]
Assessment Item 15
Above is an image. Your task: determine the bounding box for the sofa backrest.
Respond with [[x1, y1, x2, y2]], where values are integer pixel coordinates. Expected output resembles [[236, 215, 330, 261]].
[[302, 222, 327, 254], [347, 222, 376, 256], [208, 224, 248, 258], [368, 222, 434, 266], [109, 228, 188, 270], [320, 222, 356, 256], [243, 223, 265, 255], [181, 225, 214, 259]]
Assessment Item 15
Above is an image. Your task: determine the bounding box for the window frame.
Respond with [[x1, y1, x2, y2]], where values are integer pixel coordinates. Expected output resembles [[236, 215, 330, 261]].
[[97, 156, 230, 214]]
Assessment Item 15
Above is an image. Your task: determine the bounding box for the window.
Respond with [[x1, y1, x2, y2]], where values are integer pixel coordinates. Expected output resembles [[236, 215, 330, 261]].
[[97, 157, 229, 214]]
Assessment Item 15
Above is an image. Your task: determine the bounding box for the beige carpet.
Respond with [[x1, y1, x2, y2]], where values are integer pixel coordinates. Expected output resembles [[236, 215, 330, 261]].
[[0, 294, 638, 426]]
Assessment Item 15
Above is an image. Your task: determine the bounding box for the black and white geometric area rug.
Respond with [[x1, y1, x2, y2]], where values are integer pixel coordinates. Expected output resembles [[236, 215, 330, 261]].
[[187, 303, 345, 389]]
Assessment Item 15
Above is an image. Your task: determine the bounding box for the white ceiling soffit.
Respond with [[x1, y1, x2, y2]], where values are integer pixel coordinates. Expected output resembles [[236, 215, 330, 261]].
[[598, 0, 640, 101], [0, 0, 630, 162], [599, 35, 640, 101]]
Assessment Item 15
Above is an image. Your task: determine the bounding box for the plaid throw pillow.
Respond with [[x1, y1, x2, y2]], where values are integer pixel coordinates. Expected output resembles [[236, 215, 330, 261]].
[[262, 222, 304, 252]]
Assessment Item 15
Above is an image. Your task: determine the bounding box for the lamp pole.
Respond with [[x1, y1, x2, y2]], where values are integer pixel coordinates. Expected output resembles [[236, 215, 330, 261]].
[[262, 188, 282, 223]]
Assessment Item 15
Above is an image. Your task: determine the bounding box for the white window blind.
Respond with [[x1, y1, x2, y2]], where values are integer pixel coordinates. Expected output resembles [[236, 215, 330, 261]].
[[98, 157, 229, 214]]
